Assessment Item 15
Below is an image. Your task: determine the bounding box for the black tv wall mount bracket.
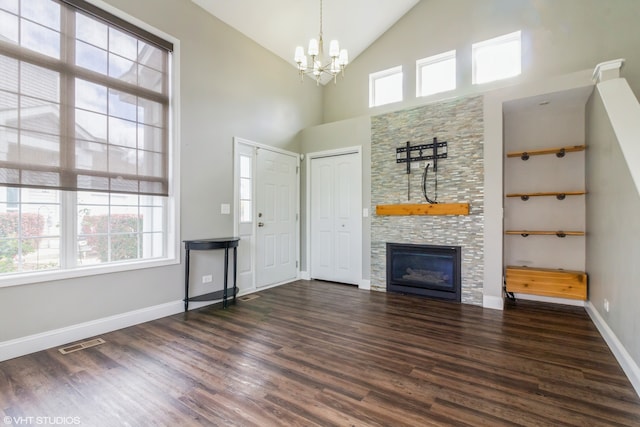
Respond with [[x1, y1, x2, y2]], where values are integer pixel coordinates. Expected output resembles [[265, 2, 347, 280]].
[[396, 137, 448, 201]]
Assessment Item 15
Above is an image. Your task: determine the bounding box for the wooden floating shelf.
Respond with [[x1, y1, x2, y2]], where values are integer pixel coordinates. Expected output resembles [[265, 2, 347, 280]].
[[506, 191, 586, 201], [376, 203, 470, 216], [507, 145, 586, 160], [505, 230, 585, 237]]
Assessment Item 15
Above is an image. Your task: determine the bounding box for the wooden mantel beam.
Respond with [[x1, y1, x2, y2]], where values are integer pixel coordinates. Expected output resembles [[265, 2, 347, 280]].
[[375, 203, 470, 216]]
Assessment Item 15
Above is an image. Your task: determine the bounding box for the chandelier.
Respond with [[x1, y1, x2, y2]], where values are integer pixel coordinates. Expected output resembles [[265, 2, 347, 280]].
[[294, 0, 348, 84]]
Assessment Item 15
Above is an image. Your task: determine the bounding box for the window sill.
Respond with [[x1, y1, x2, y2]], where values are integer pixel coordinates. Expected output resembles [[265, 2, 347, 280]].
[[0, 257, 180, 289]]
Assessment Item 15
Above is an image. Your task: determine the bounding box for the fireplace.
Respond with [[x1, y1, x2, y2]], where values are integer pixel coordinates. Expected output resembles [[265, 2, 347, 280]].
[[386, 243, 461, 302]]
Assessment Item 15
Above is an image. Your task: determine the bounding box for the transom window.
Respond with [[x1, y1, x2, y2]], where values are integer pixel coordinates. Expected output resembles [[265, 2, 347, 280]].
[[416, 50, 456, 97], [369, 66, 403, 107], [0, 0, 175, 281], [472, 31, 522, 84]]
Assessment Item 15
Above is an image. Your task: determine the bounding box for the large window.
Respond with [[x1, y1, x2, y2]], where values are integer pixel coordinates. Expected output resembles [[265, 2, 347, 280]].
[[369, 66, 403, 107], [472, 31, 521, 84], [0, 0, 175, 280], [416, 50, 456, 97]]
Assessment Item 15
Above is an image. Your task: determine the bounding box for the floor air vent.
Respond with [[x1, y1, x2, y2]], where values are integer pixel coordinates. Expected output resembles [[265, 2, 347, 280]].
[[58, 338, 106, 354], [239, 294, 260, 302]]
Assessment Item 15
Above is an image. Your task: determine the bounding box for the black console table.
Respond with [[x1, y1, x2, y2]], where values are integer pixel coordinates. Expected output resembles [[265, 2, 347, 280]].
[[183, 237, 240, 312]]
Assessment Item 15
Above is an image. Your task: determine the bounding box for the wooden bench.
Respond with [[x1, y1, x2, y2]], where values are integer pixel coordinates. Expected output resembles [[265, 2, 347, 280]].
[[505, 266, 587, 300]]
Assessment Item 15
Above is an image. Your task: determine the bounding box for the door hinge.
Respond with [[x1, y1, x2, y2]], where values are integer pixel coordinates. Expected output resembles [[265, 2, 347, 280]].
[[296, 213, 299, 221], [296, 166, 299, 174], [296, 261, 299, 268]]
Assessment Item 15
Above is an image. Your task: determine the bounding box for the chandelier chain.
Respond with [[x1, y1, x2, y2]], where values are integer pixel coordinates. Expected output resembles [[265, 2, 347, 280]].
[[319, 0, 323, 39]]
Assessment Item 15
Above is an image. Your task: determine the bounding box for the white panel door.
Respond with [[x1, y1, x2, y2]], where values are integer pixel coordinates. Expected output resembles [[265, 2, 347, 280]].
[[256, 148, 298, 287], [310, 152, 361, 285]]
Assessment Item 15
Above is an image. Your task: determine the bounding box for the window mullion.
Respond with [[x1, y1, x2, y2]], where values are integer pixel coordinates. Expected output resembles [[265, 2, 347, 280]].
[[60, 7, 77, 269], [60, 5, 76, 191], [61, 191, 77, 268]]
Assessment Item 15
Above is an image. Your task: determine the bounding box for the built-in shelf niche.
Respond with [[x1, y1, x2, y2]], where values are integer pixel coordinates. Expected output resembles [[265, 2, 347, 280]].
[[502, 86, 592, 301]]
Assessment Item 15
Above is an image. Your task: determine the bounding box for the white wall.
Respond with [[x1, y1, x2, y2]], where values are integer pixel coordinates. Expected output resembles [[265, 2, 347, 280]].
[[0, 0, 323, 346], [323, 0, 640, 123], [586, 83, 640, 382]]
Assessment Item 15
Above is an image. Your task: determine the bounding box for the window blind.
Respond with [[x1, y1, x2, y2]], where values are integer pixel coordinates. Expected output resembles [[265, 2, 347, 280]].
[[0, 0, 171, 196]]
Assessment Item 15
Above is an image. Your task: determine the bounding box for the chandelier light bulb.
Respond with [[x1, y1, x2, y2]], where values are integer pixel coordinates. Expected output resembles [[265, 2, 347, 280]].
[[294, 46, 305, 63], [308, 38, 319, 56], [338, 49, 348, 66], [329, 40, 339, 58]]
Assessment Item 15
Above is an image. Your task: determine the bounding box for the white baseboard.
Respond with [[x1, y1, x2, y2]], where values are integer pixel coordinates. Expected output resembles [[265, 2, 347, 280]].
[[513, 293, 585, 307], [0, 300, 184, 362], [483, 295, 504, 310], [585, 301, 640, 398], [359, 279, 371, 290], [299, 270, 310, 280]]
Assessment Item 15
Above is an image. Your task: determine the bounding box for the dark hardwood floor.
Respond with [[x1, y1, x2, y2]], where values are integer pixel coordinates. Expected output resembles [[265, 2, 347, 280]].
[[1, 280, 640, 426]]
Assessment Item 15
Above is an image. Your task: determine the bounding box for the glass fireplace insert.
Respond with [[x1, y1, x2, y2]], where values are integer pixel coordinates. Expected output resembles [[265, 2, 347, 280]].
[[386, 243, 461, 302]]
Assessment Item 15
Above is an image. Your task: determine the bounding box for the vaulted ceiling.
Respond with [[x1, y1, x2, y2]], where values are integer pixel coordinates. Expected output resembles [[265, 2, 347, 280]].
[[191, 0, 419, 76]]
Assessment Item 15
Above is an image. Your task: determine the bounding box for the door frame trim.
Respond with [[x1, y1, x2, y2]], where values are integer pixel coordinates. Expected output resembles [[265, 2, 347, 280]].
[[306, 146, 363, 286], [233, 137, 301, 292]]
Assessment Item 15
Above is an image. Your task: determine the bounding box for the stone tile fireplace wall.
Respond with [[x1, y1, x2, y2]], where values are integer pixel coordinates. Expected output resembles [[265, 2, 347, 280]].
[[371, 95, 484, 305]]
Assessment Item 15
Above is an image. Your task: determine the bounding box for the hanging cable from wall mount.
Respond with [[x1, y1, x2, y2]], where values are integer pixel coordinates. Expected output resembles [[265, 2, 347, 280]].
[[423, 136, 441, 204], [422, 162, 438, 204]]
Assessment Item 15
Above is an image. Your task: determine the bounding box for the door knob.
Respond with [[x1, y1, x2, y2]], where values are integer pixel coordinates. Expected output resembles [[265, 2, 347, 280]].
[[258, 222, 265, 227]]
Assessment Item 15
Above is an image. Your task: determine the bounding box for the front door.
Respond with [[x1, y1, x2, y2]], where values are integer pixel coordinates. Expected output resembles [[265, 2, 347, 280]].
[[255, 147, 298, 287]]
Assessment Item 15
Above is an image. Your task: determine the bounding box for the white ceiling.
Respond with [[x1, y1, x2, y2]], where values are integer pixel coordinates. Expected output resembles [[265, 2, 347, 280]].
[[191, 0, 419, 81], [503, 86, 595, 115]]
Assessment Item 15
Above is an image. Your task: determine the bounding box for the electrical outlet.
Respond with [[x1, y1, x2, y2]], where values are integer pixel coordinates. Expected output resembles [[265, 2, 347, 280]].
[[202, 274, 213, 284], [604, 299, 610, 313]]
